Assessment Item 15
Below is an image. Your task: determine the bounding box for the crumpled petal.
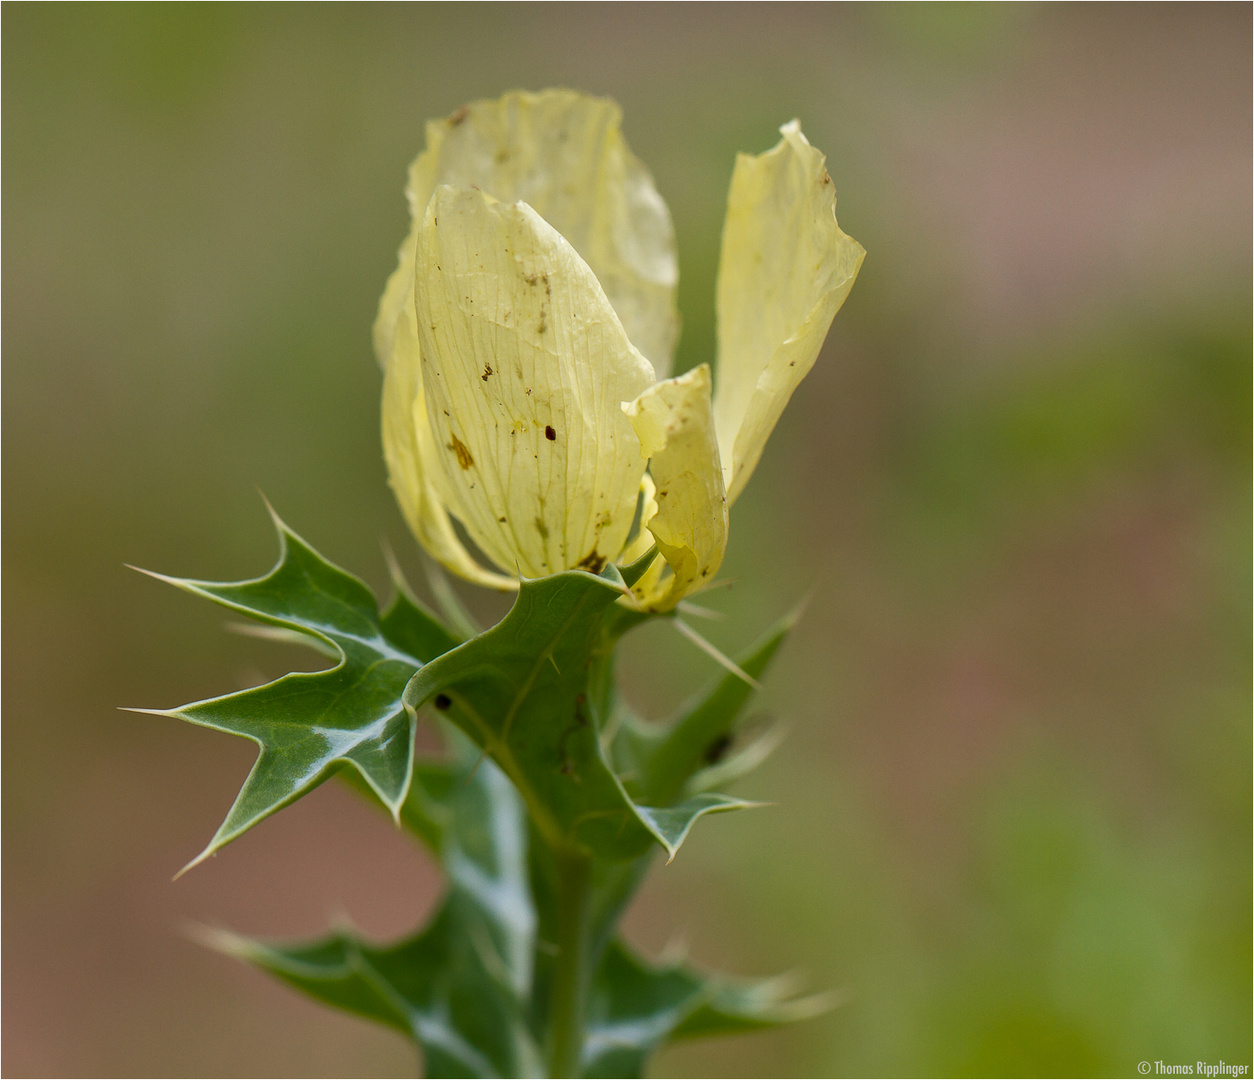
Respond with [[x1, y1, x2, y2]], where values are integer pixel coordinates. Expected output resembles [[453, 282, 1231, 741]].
[[713, 121, 866, 505], [375, 88, 679, 375], [618, 472, 660, 567], [381, 314, 517, 590], [624, 364, 728, 610], [416, 185, 657, 579]]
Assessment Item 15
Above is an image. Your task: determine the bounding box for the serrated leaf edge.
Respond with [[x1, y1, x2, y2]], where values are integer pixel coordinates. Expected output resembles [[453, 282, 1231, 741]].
[[128, 695, 416, 875], [127, 508, 426, 873]]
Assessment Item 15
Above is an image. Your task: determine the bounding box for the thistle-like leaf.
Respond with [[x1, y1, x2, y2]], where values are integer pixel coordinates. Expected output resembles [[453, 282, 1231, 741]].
[[402, 566, 756, 862], [204, 906, 537, 1079], [195, 570, 808, 1075], [581, 940, 833, 1078], [211, 926, 827, 1080], [203, 733, 544, 1078], [131, 509, 460, 871]]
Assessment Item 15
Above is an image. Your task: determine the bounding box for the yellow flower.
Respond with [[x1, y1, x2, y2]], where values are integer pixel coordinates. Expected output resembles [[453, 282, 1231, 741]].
[[376, 89, 864, 610]]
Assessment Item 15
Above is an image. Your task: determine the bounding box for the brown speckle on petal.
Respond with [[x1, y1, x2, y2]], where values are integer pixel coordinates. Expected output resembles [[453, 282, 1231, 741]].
[[576, 550, 606, 573], [447, 433, 474, 469]]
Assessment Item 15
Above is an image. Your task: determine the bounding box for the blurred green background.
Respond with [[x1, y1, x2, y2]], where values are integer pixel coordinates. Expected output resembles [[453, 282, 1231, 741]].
[[4, 4, 1249, 1076]]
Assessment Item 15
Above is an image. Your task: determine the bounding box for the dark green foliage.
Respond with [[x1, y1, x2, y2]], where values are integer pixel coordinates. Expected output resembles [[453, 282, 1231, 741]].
[[216, 736, 539, 1077], [134, 508, 456, 870], [402, 566, 756, 862], [150, 511, 814, 1075]]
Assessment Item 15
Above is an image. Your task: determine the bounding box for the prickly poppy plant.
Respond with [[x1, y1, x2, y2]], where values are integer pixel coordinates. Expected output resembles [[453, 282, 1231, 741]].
[[139, 89, 863, 1077]]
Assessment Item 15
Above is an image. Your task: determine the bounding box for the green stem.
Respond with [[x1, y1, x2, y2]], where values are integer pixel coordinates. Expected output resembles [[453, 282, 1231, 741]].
[[547, 846, 593, 1078]]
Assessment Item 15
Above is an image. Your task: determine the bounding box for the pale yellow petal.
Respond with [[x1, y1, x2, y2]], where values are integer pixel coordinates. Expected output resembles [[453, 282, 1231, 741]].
[[617, 475, 667, 607], [376, 89, 679, 374], [624, 364, 728, 610], [381, 313, 518, 591], [373, 233, 418, 370], [416, 185, 656, 578], [713, 121, 866, 504]]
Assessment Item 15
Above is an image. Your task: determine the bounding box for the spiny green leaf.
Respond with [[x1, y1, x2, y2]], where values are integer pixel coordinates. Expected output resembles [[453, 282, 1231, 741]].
[[131, 508, 459, 871], [670, 972, 836, 1039], [402, 567, 754, 862], [613, 606, 799, 805], [437, 741, 536, 999], [581, 940, 832, 1078], [617, 544, 661, 589], [402, 566, 650, 860], [204, 905, 537, 1079], [211, 920, 829, 1080], [630, 793, 761, 863], [205, 731, 544, 1078]]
